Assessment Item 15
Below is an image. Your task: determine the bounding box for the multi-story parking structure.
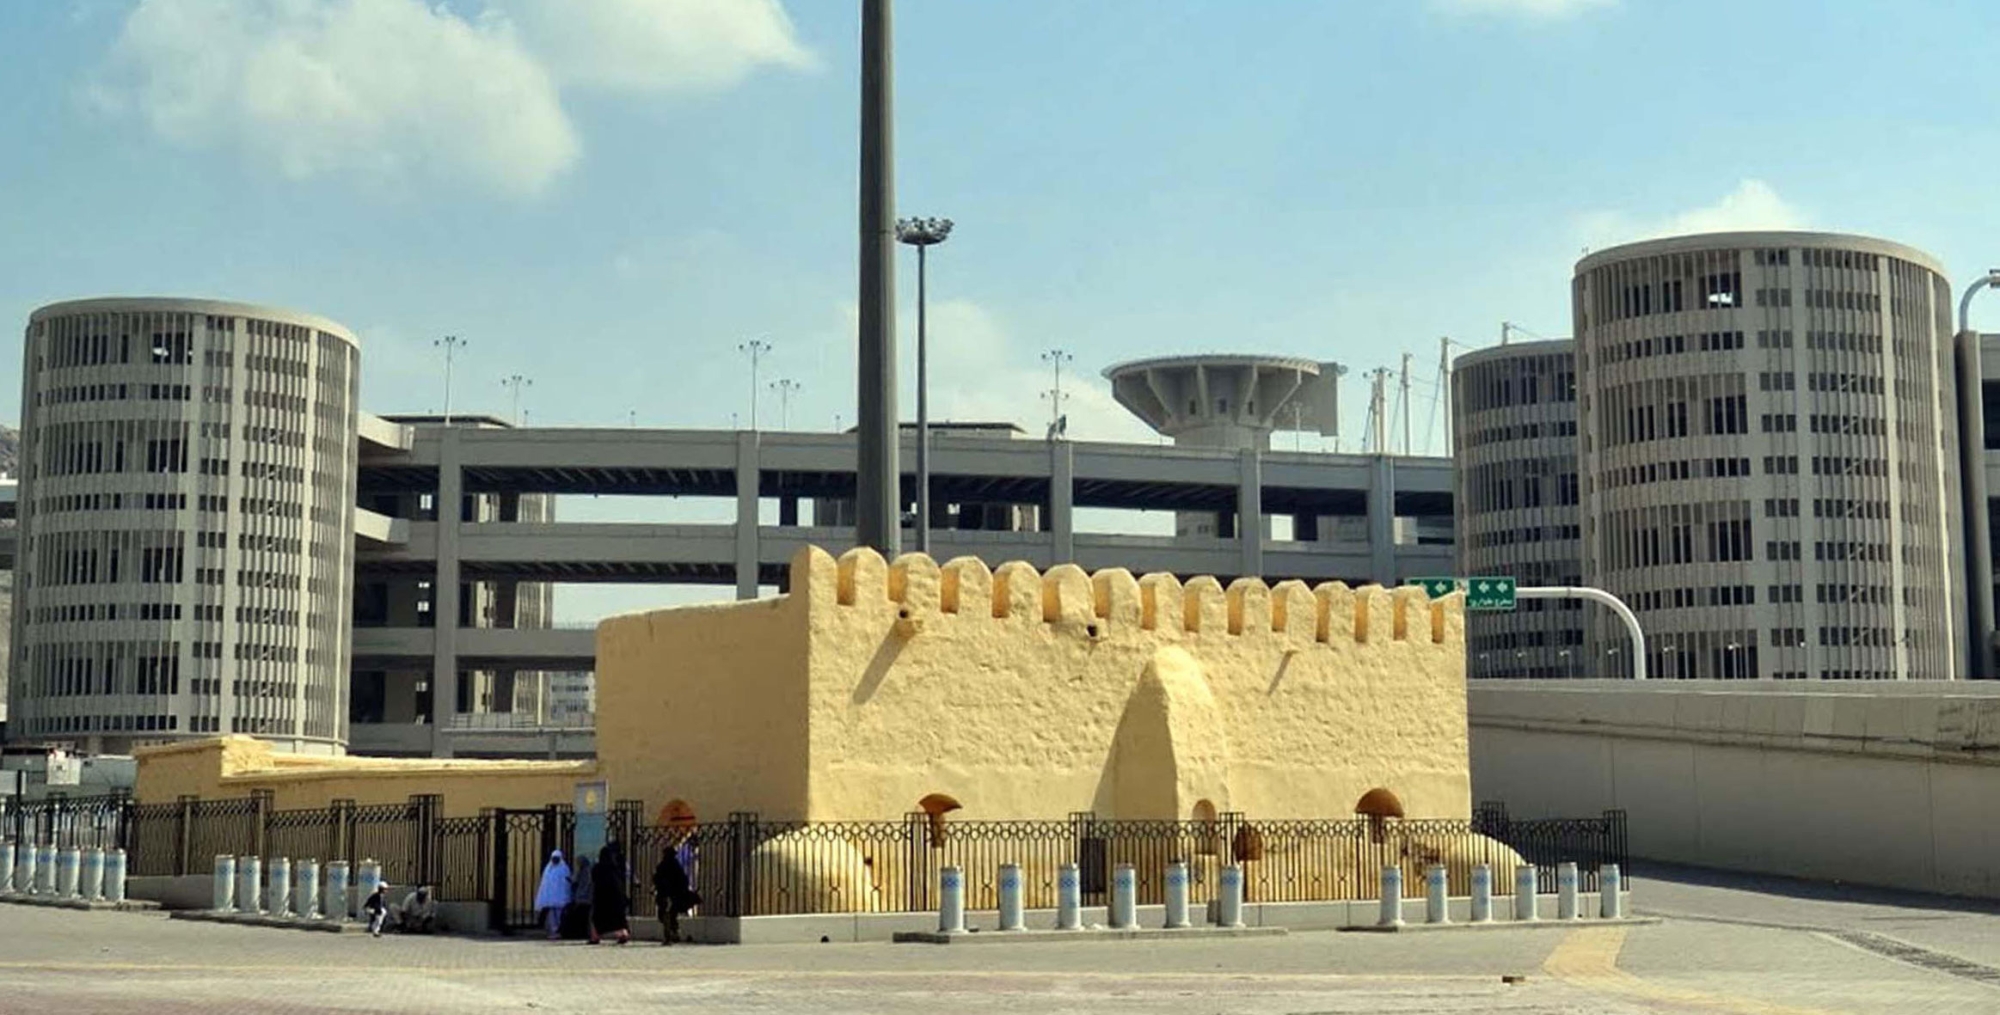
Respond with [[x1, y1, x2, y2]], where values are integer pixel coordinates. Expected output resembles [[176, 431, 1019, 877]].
[[351, 415, 563, 757], [9, 298, 359, 753], [1451, 340, 1587, 678], [1574, 232, 1966, 681], [349, 421, 1456, 754]]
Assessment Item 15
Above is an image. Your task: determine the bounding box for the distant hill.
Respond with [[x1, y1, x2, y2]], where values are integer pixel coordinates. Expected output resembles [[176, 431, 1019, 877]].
[[0, 423, 15, 477]]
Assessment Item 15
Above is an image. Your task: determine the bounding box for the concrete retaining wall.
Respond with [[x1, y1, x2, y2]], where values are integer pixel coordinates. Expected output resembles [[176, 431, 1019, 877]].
[[1470, 680, 2000, 898], [126, 875, 212, 911]]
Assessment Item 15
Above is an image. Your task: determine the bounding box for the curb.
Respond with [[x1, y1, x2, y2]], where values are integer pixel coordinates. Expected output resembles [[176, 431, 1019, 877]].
[[0, 894, 160, 913], [1346, 916, 1662, 933], [167, 910, 370, 933], [894, 926, 1288, 945]]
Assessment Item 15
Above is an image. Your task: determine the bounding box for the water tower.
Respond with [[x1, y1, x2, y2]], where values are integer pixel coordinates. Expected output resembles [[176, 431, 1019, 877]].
[[1104, 355, 1344, 538]]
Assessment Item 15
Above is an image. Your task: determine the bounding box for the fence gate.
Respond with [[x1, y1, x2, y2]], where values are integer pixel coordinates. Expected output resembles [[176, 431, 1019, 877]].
[[491, 808, 562, 933]]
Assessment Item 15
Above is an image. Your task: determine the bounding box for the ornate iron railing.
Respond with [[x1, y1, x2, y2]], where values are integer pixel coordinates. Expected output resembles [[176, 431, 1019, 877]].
[[1, 793, 1625, 927]]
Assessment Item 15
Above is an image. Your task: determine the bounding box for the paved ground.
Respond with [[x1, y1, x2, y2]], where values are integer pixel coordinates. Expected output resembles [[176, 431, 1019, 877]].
[[4, 868, 2000, 1013]]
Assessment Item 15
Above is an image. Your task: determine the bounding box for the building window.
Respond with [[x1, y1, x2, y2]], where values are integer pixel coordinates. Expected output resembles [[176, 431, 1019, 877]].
[[1708, 519, 1751, 562], [1702, 271, 1743, 308], [1706, 395, 1748, 435]]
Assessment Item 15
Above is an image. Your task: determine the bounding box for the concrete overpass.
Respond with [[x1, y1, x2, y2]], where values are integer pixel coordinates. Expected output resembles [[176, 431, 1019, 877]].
[[355, 426, 1453, 590], [351, 424, 1457, 714]]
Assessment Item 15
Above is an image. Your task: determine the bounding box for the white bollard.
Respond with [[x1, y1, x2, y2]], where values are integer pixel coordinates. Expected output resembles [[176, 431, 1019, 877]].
[[1055, 862, 1082, 930], [104, 849, 126, 904], [213, 855, 237, 911], [996, 863, 1024, 932], [1163, 862, 1190, 929], [1425, 865, 1449, 924], [82, 848, 105, 902], [17, 844, 36, 896], [295, 860, 320, 919], [238, 855, 262, 914], [34, 846, 55, 895], [267, 856, 291, 918], [0, 842, 13, 893], [1558, 862, 1580, 920], [324, 861, 350, 922], [1109, 864, 1138, 930], [1600, 864, 1623, 919], [1470, 864, 1493, 923], [56, 848, 81, 899], [1217, 864, 1245, 928], [1378, 866, 1404, 927], [937, 866, 966, 934], [1514, 865, 1538, 922]]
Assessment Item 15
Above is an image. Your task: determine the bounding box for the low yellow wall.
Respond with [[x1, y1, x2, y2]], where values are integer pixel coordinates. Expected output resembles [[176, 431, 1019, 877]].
[[134, 737, 591, 814]]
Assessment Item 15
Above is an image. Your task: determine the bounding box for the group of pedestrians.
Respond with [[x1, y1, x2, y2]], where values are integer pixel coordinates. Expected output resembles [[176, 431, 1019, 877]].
[[533, 841, 699, 946]]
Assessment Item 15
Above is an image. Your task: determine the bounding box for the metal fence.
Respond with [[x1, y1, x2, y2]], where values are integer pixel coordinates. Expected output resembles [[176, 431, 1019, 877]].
[[0, 792, 1625, 928]]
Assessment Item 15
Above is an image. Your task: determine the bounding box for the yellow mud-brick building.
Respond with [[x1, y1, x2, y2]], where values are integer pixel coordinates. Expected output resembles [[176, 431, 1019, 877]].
[[595, 544, 1470, 826], [140, 544, 1472, 828]]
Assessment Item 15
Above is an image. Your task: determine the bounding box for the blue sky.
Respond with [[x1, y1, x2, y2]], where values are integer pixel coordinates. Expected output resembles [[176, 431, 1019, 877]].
[[4, 0, 1999, 617]]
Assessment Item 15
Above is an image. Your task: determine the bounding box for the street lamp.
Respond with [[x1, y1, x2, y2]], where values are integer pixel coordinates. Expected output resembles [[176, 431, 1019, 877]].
[[1956, 269, 2000, 335], [896, 216, 953, 554], [435, 336, 467, 424], [1041, 349, 1074, 438], [769, 378, 802, 431], [739, 339, 773, 432], [501, 374, 532, 428]]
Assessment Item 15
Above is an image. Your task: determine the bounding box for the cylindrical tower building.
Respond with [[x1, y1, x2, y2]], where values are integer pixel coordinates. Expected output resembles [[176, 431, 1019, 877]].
[[1573, 232, 1965, 680], [1451, 340, 1585, 678], [10, 298, 360, 753]]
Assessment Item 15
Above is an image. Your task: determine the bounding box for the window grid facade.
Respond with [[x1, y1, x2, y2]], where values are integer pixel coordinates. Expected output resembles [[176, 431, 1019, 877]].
[[1451, 340, 1586, 678], [10, 298, 359, 752], [1574, 233, 1965, 681]]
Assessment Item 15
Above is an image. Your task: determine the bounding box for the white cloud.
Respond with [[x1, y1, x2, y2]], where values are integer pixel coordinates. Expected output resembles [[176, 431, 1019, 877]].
[[90, 0, 814, 196], [1576, 179, 1809, 250], [909, 300, 1162, 445], [498, 0, 815, 93], [801, 299, 1161, 444], [1435, 0, 1614, 17], [93, 0, 577, 196]]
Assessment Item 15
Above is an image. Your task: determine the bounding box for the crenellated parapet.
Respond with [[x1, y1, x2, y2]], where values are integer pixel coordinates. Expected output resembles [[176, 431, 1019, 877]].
[[798, 544, 1463, 650]]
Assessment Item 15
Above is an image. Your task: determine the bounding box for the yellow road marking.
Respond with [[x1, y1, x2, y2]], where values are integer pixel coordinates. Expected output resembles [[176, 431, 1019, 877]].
[[1543, 926, 1845, 1015], [1541, 925, 1630, 979]]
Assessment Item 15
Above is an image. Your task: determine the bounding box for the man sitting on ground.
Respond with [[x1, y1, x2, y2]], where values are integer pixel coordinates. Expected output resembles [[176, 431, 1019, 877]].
[[393, 885, 438, 934]]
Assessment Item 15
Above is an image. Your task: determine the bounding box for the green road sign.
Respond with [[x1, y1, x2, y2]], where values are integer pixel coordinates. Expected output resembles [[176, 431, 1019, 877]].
[[1466, 576, 1517, 611], [1406, 577, 1459, 599]]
